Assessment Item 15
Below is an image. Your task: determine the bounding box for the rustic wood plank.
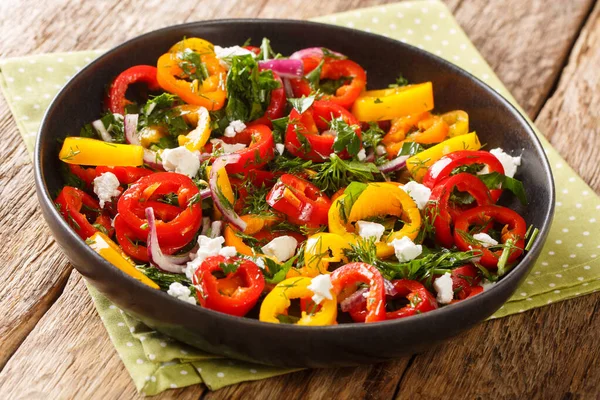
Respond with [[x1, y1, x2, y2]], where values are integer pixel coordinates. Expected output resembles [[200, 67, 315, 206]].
[[0, 271, 207, 399]]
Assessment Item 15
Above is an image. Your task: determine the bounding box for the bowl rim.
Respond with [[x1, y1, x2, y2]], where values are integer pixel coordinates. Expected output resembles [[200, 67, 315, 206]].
[[34, 18, 555, 333]]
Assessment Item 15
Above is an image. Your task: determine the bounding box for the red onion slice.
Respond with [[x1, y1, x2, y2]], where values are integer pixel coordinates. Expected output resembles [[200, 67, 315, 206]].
[[209, 221, 223, 238], [145, 207, 188, 272], [378, 156, 408, 174], [143, 149, 164, 171], [340, 288, 368, 312], [209, 155, 247, 232], [289, 47, 346, 61], [201, 217, 211, 236], [92, 119, 113, 142], [124, 114, 140, 145], [282, 78, 294, 99], [258, 59, 304, 79], [200, 188, 211, 200]]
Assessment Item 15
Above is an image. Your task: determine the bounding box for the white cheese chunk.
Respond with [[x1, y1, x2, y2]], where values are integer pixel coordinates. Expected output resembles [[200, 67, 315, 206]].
[[219, 246, 238, 258], [223, 120, 246, 138], [390, 236, 423, 262], [472, 232, 499, 248], [429, 156, 452, 179], [357, 148, 367, 161], [210, 138, 247, 154], [275, 143, 285, 155], [307, 274, 334, 305], [167, 282, 196, 305], [481, 280, 497, 292], [93, 172, 121, 208], [356, 220, 386, 242], [490, 148, 522, 178], [185, 235, 226, 279], [214, 45, 254, 69], [376, 145, 387, 156], [433, 272, 454, 304], [261, 235, 298, 262], [400, 181, 432, 210], [161, 146, 200, 178]]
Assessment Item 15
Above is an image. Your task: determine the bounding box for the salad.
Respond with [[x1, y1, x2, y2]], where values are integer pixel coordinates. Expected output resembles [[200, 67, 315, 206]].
[[55, 37, 538, 325]]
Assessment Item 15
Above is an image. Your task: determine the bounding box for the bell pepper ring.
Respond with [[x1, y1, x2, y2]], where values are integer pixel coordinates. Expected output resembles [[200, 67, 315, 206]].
[[95, 166, 153, 185], [107, 65, 161, 115], [449, 265, 483, 301], [407, 131, 481, 181], [348, 279, 438, 322], [266, 174, 332, 228], [289, 232, 352, 278], [193, 255, 265, 317], [441, 110, 469, 138], [422, 150, 506, 203], [55, 186, 113, 240], [330, 263, 386, 323], [425, 172, 492, 249], [88, 231, 159, 289], [59, 137, 144, 167], [224, 214, 280, 255], [285, 100, 362, 161], [453, 205, 527, 269], [351, 82, 434, 122], [176, 105, 212, 151], [259, 277, 338, 325], [219, 124, 275, 174], [290, 59, 367, 109], [328, 183, 421, 258], [156, 38, 226, 110], [117, 172, 202, 249]]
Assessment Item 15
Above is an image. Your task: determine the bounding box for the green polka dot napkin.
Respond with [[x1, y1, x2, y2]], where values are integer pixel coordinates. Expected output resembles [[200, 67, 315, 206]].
[[1, 0, 599, 395]]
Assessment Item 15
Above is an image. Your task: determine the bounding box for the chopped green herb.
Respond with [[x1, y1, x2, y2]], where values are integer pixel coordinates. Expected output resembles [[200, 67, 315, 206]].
[[312, 154, 380, 195], [288, 95, 316, 114], [477, 172, 528, 205], [330, 117, 361, 157]]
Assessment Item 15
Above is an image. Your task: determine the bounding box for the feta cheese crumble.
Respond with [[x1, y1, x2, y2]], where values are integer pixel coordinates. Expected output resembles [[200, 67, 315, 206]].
[[481, 280, 497, 292], [490, 148, 521, 178], [275, 143, 285, 155], [184, 235, 236, 279], [93, 172, 121, 208], [390, 236, 422, 262], [214, 45, 254, 69], [357, 148, 367, 161], [375, 145, 387, 156], [356, 220, 386, 242], [429, 156, 452, 179], [210, 138, 247, 154], [167, 282, 196, 305], [307, 274, 334, 305], [433, 272, 454, 304], [400, 181, 431, 210], [223, 120, 246, 138], [261, 236, 298, 262], [161, 146, 200, 178], [472, 232, 499, 248]]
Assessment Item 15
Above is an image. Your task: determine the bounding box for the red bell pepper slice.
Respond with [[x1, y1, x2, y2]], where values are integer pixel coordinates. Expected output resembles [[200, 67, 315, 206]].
[[330, 262, 387, 323], [193, 255, 265, 317], [251, 71, 286, 128], [285, 100, 362, 161], [107, 65, 161, 115], [449, 265, 482, 301], [453, 205, 527, 269], [425, 172, 492, 248], [113, 214, 179, 262], [290, 59, 367, 109], [116, 172, 202, 249], [422, 150, 505, 203], [219, 124, 275, 175], [348, 279, 438, 322], [96, 166, 153, 185], [55, 186, 112, 240], [68, 165, 97, 189], [266, 174, 332, 227]]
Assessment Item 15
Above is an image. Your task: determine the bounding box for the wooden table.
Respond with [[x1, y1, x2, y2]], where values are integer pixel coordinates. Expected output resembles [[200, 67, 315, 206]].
[[0, 0, 599, 398]]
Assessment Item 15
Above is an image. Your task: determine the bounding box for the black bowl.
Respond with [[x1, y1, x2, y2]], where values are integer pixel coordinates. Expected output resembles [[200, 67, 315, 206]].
[[34, 19, 554, 368]]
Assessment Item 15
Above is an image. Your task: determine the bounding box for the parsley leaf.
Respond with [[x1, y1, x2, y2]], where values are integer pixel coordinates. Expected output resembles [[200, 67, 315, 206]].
[[330, 117, 361, 156], [288, 95, 316, 114], [136, 265, 196, 296], [337, 182, 368, 223], [263, 254, 300, 284], [219, 259, 241, 274], [478, 172, 528, 205], [305, 59, 324, 91], [398, 142, 425, 156], [312, 154, 381, 194], [388, 73, 409, 88]]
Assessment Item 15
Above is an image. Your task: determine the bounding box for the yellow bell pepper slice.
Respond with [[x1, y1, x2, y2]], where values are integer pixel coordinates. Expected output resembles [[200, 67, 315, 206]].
[[87, 232, 159, 289], [259, 277, 337, 326], [441, 110, 469, 138], [177, 105, 212, 151], [207, 164, 235, 221], [59, 137, 144, 167], [224, 214, 280, 255], [139, 125, 168, 148], [289, 233, 353, 278], [351, 82, 434, 122], [406, 131, 481, 181], [328, 183, 421, 258]]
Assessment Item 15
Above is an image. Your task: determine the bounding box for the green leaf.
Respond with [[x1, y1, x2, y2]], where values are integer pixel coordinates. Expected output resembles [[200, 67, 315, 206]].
[[312, 154, 380, 195], [136, 265, 196, 296], [330, 117, 361, 156], [263, 254, 299, 284], [305, 59, 324, 90], [271, 116, 289, 143], [219, 259, 241, 274], [398, 142, 425, 156], [288, 95, 316, 114], [478, 172, 528, 204], [388, 73, 409, 88], [276, 314, 300, 324], [99, 112, 125, 143], [337, 182, 368, 223]]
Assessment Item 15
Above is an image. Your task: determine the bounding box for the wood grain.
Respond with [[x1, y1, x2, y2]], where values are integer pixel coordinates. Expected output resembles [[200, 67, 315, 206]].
[[0, 0, 598, 398]]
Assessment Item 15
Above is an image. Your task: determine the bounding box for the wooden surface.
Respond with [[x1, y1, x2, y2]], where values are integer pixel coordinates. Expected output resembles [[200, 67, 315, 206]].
[[0, 0, 599, 398]]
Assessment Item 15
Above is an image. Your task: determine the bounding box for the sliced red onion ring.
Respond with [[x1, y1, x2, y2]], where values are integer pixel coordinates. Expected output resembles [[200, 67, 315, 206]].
[[198, 153, 212, 162], [282, 78, 294, 99], [364, 149, 375, 163], [340, 288, 368, 312], [209, 155, 247, 232], [378, 155, 408, 174], [200, 217, 211, 236], [92, 119, 113, 142], [258, 59, 303, 79], [200, 188, 211, 200], [124, 114, 140, 145], [384, 278, 397, 297], [145, 207, 189, 272], [289, 47, 346, 61], [143, 149, 164, 170], [209, 221, 223, 238]]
